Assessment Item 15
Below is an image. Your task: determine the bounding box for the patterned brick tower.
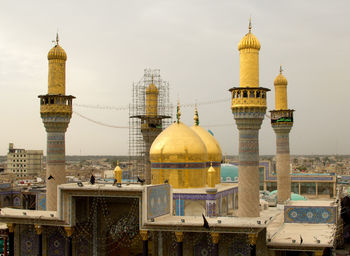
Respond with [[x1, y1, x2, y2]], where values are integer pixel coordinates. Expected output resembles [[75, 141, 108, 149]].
[[229, 21, 269, 217], [38, 34, 75, 211], [270, 66, 294, 204]]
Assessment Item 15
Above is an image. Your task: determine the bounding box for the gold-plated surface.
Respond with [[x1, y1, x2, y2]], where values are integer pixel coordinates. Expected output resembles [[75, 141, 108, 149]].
[[7, 223, 14, 233], [150, 122, 208, 163], [146, 81, 159, 117], [48, 40, 67, 95], [274, 66, 288, 110], [40, 104, 72, 114], [34, 225, 43, 235], [248, 233, 258, 245], [207, 164, 216, 188], [230, 88, 268, 109], [140, 230, 148, 241], [64, 226, 74, 237], [150, 122, 208, 188], [238, 21, 260, 88], [314, 250, 324, 256], [211, 232, 220, 244], [174, 231, 184, 242], [191, 108, 222, 184], [114, 161, 122, 183]]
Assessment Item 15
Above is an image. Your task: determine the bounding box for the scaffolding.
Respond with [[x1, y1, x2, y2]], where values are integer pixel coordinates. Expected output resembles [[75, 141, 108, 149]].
[[128, 69, 172, 182]]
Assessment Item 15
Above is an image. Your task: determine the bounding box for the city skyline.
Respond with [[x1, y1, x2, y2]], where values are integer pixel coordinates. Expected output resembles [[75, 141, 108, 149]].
[[0, 0, 349, 156]]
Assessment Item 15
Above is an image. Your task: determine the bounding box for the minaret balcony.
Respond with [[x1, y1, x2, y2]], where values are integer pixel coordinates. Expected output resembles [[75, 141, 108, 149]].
[[270, 109, 294, 124], [38, 94, 75, 116], [229, 87, 270, 109]]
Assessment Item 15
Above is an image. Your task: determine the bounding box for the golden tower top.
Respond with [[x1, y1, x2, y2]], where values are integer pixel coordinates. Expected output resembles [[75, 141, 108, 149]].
[[274, 65, 288, 86], [47, 33, 67, 95], [238, 19, 261, 51], [274, 66, 288, 110], [48, 33, 67, 61]]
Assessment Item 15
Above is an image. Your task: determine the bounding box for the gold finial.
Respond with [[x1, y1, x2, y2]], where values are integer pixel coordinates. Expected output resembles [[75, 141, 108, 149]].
[[194, 105, 199, 126], [176, 101, 181, 123], [280, 65, 283, 74], [117, 160, 119, 166], [56, 32, 59, 46], [151, 74, 154, 84], [249, 17, 252, 33], [210, 161, 213, 167]]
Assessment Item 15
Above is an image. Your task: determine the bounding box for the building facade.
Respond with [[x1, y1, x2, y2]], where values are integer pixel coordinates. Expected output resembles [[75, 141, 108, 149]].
[[6, 143, 43, 178]]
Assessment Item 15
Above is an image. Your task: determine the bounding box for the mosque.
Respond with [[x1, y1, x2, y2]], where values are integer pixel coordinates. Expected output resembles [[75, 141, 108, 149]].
[[0, 22, 341, 256]]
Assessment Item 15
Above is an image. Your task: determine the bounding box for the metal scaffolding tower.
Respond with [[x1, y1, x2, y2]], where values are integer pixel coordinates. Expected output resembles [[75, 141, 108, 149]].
[[128, 69, 172, 183]]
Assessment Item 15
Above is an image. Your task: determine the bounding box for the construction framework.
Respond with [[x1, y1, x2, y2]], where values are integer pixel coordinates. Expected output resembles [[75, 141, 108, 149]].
[[128, 69, 172, 182]]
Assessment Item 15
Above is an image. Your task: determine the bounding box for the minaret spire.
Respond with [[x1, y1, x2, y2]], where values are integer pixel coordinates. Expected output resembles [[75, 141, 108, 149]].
[[56, 32, 59, 46], [280, 65, 283, 74], [194, 105, 199, 126], [249, 17, 252, 33], [176, 101, 181, 123]]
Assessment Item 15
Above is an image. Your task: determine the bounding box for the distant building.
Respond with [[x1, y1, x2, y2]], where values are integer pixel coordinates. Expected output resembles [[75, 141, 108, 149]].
[[6, 143, 43, 178]]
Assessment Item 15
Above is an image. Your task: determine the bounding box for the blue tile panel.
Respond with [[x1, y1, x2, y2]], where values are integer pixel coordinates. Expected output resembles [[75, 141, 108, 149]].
[[284, 206, 337, 224]]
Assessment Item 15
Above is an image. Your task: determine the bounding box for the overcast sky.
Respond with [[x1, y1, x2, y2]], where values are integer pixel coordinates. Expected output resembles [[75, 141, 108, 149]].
[[0, 0, 349, 156]]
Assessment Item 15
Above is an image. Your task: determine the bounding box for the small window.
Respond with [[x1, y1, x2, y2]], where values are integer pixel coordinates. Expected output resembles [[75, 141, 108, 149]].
[[249, 91, 255, 98], [256, 91, 261, 98], [262, 92, 265, 98], [243, 91, 248, 98]]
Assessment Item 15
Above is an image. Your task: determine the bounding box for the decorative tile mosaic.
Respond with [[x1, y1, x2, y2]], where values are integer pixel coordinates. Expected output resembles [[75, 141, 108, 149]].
[[20, 227, 39, 256], [284, 206, 336, 224]]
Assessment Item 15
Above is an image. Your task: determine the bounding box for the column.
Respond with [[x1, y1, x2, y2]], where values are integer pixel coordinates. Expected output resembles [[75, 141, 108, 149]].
[[206, 189, 217, 217], [174, 231, 184, 256], [64, 227, 74, 256], [248, 233, 258, 256], [7, 224, 14, 256], [35, 225, 43, 256], [140, 230, 148, 256], [211, 233, 219, 256]]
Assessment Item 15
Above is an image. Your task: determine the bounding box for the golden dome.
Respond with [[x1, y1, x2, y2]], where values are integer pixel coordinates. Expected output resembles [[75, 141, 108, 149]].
[[48, 44, 67, 61], [48, 34, 67, 61], [238, 21, 261, 51], [274, 66, 288, 86], [191, 109, 222, 162], [150, 122, 208, 163]]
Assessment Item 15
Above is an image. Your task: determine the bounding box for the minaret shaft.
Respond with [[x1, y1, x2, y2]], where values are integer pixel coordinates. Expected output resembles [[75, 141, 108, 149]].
[[274, 127, 292, 203], [237, 125, 261, 217]]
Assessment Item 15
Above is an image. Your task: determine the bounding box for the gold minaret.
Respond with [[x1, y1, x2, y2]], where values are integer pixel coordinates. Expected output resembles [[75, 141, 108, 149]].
[[229, 20, 269, 217], [270, 66, 294, 204], [38, 34, 75, 211]]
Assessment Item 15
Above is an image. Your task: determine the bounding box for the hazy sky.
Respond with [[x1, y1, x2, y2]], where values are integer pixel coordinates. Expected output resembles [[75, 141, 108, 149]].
[[0, 0, 349, 156]]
